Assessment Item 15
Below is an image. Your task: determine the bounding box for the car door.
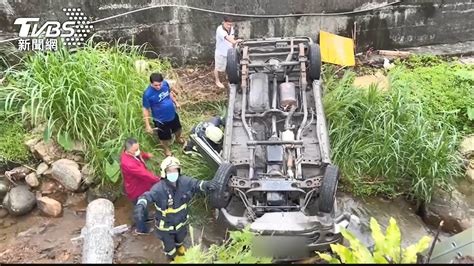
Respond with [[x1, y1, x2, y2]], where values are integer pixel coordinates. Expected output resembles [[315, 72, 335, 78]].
[[190, 133, 223, 171]]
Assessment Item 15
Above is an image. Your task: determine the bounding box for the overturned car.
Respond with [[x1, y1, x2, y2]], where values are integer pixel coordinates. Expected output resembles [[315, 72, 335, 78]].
[[191, 36, 351, 260]]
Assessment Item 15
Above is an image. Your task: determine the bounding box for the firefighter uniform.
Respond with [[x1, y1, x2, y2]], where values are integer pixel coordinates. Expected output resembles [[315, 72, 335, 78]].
[[135, 175, 215, 259]]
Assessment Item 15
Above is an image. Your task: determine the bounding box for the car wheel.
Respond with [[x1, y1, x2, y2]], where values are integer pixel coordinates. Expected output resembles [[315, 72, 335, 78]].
[[318, 164, 339, 213], [307, 43, 321, 81], [210, 162, 236, 209], [226, 48, 241, 84]]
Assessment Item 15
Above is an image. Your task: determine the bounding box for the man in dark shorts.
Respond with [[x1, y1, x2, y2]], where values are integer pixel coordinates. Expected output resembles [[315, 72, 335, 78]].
[[143, 73, 185, 156]]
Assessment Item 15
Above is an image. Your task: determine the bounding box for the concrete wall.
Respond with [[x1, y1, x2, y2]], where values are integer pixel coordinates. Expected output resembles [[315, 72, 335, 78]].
[[1, 0, 473, 65]]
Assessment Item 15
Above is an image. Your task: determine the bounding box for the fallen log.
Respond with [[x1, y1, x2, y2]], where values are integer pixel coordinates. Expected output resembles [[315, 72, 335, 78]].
[[81, 198, 115, 263]]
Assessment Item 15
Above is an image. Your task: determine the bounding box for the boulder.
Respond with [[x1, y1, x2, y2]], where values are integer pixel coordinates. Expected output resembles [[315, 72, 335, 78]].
[[47, 159, 82, 191], [2, 185, 36, 216], [0, 208, 8, 218], [81, 164, 95, 185], [37, 196, 62, 217], [36, 162, 49, 176], [0, 179, 9, 199], [24, 137, 41, 153], [31, 140, 65, 164], [460, 135, 474, 158], [25, 172, 40, 188], [66, 154, 84, 163], [4, 166, 31, 183], [421, 188, 472, 233]]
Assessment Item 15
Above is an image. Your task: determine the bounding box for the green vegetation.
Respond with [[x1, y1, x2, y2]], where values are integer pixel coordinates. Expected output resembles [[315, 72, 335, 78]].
[[392, 55, 474, 134], [0, 40, 223, 188], [317, 217, 432, 264], [173, 226, 272, 264], [323, 57, 469, 202], [0, 113, 31, 164]]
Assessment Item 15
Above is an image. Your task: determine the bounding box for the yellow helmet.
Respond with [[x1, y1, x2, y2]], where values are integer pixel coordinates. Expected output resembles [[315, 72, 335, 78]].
[[205, 125, 224, 143], [160, 156, 181, 177]]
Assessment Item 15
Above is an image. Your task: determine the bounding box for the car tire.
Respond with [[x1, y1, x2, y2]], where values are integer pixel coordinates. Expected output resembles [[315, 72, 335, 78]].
[[210, 162, 236, 209], [318, 164, 339, 213], [226, 48, 240, 84], [307, 43, 321, 81]]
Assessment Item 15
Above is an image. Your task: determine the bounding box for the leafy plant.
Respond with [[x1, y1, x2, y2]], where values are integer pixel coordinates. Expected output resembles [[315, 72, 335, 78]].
[[172, 226, 272, 264], [317, 217, 432, 264]]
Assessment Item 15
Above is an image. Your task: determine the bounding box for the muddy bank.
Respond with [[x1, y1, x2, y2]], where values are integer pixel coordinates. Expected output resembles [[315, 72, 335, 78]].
[[0, 190, 460, 263]]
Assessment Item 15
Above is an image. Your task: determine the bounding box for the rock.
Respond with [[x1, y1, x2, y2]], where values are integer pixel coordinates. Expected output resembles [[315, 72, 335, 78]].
[[460, 135, 474, 158], [66, 154, 83, 163], [31, 140, 65, 164], [0, 208, 8, 218], [421, 188, 472, 233], [36, 162, 49, 176], [86, 185, 119, 203], [40, 179, 62, 195], [31, 124, 46, 135], [25, 172, 40, 188], [2, 185, 36, 216], [25, 137, 41, 153], [4, 166, 31, 182], [37, 197, 62, 217], [467, 164, 474, 183], [72, 141, 86, 153], [81, 164, 95, 185], [48, 159, 82, 191], [0, 180, 9, 199], [64, 192, 86, 207]]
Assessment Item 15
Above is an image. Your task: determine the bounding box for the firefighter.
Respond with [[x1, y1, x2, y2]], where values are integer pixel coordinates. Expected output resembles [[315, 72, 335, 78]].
[[133, 156, 218, 260]]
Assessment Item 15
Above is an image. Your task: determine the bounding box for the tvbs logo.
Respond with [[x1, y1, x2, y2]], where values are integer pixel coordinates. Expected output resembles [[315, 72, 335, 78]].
[[14, 18, 75, 38], [13, 7, 93, 51], [14, 18, 76, 38]]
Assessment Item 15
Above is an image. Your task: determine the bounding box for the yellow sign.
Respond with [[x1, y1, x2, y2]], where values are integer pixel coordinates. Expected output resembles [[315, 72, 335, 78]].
[[319, 31, 355, 66]]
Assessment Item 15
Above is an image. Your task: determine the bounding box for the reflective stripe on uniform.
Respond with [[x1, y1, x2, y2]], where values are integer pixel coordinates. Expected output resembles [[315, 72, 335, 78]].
[[137, 198, 147, 206], [154, 203, 188, 216], [155, 219, 188, 232], [165, 247, 176, 256], [199, 181, 204, 191]]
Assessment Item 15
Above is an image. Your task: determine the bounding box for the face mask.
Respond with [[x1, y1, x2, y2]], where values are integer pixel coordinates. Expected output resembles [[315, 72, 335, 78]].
[[167, 172, 179, 182], [134, 149, 141, 157]]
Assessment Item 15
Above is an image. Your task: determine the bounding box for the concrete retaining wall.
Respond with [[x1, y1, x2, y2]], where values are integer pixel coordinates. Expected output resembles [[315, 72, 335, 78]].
[[1, 0, 473, 65]]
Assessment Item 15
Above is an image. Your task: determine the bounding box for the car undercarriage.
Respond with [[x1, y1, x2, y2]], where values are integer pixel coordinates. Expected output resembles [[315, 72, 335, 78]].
[[192, 36, 351, 260]]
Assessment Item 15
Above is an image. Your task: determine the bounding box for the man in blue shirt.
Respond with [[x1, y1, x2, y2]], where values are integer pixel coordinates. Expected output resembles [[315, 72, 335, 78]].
[[143, 73, 185, 156]]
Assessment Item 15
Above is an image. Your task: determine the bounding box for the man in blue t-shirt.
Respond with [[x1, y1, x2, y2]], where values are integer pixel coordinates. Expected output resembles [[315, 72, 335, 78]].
[[142, 73, 185, 156]]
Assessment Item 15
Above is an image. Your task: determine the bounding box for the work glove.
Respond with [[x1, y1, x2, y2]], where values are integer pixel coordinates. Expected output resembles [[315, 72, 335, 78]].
[[133, 203, 146, 225], [202, 180, 218, 192]]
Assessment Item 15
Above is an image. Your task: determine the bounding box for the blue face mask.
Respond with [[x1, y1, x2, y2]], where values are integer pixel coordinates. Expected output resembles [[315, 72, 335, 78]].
[[167, 172, 179, 182]]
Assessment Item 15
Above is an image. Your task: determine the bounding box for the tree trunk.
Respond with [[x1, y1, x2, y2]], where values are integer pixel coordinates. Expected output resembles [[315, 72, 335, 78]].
[[82, 198, 115, 263]]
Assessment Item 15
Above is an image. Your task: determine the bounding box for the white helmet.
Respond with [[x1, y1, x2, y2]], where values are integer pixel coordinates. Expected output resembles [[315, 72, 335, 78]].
[[205, 125, 224, 143], [160, 156, 181, 177]]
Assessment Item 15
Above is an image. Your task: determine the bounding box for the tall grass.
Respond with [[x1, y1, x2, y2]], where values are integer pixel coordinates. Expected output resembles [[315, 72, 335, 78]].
[[323, 66, 464, 203], [0, 40, 222, 187]]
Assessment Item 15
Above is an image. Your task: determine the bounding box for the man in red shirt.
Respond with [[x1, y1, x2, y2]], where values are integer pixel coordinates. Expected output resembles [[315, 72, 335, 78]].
[[120, 138, 160, 234]]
